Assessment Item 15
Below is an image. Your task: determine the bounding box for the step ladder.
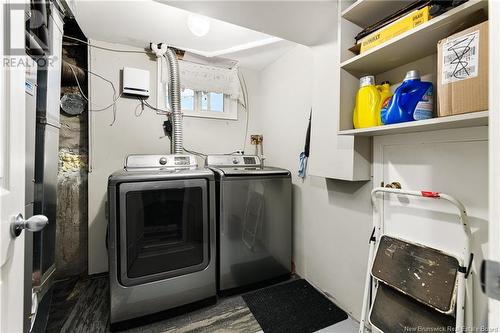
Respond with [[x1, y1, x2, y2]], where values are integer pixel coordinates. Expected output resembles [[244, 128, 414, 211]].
[[359, 188, 474, 333]]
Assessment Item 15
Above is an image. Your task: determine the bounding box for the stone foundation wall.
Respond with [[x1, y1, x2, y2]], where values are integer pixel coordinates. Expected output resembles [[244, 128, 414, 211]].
[[55, 24, 89, 278]]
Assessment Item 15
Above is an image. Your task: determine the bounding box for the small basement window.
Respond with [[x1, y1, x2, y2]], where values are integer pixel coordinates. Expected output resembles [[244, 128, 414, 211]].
[[181, 89, 237, 120], [175, 59, 241, 121]]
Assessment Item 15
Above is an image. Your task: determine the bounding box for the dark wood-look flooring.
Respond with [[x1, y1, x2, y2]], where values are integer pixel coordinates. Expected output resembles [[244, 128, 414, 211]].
[[46, 275, 262, 333]]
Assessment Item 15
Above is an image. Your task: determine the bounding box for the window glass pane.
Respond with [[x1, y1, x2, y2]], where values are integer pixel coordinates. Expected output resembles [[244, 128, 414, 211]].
[[201, 91, 209, 111], [210, 93, 224, 112], [181, 89, 194, 111]]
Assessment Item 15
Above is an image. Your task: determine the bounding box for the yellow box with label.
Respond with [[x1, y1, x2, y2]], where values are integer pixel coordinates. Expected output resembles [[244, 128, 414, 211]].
[[360, 6, 431, 53]]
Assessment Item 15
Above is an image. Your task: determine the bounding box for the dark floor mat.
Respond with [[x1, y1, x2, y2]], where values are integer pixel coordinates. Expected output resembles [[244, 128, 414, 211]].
[[242, 279, 348, 333]]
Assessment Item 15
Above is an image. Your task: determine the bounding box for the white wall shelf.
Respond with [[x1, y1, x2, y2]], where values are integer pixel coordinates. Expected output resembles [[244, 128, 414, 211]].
[[341, 0, 409, 28], [338, 111, 488, 136], [340, 0, 488, 76]]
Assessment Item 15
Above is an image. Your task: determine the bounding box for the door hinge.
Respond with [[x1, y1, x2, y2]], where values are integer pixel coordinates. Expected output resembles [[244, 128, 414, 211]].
[[481, 260, 500, 301]]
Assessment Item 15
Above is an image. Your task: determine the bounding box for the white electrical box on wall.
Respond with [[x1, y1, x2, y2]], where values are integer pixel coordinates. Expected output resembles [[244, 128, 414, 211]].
[[122, 67, 150, 97]]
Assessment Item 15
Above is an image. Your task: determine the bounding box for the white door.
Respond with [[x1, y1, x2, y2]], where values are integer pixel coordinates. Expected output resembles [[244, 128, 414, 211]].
[[1, 1, 28, 331], [489, 0, 500, 328]]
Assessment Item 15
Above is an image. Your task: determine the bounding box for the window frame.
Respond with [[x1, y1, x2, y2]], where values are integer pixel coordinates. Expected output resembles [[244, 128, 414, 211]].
[[182, 90, 238, 121]]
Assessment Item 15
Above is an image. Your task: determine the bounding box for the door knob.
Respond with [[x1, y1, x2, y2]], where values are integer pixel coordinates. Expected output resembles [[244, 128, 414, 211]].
[[11, 213, 48, 237]]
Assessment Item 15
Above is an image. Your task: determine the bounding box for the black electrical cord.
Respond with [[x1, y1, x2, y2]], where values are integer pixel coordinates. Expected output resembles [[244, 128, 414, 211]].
[[63, 36, 150, 54]]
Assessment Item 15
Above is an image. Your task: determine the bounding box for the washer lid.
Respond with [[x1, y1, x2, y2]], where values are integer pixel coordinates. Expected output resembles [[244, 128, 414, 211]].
[[218, 166, 290, 177]]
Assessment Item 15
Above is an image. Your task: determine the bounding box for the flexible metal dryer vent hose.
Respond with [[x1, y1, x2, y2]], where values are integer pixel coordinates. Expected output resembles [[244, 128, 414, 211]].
[[165, 47, 183, 154]]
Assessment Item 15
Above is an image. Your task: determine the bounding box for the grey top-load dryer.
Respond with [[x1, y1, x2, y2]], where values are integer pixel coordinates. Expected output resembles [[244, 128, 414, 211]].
[[206, 155, 292, 293], [107, 155, 216, 326]]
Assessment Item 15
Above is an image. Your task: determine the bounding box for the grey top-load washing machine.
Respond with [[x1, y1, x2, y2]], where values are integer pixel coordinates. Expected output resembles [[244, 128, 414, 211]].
[[107, 155, 216, 326], [206, 155, 292, 293]]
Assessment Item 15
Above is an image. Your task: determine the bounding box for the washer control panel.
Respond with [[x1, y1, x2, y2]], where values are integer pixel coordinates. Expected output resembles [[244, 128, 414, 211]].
[[206, 155, 260, 167]]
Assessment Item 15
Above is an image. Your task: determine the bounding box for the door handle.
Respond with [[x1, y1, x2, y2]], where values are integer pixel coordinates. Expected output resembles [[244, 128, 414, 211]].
[[11, 213, 48, 237]]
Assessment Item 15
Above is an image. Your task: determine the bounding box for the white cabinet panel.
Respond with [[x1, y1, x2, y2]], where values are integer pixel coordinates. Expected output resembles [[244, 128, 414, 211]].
[[308, 4, 371, 181], [373, 127, 488, 328], [488, 0, 500, 325]]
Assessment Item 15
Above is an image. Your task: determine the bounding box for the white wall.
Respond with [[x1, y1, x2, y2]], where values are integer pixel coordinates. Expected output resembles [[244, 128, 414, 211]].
[[253, 42, 489, 326], [250, 44, 373, 320], [87, 40, 260, 274]]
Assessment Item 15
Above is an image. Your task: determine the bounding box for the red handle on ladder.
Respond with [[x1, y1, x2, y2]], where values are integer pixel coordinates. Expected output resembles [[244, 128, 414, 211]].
[[421, 191, 440, 198]]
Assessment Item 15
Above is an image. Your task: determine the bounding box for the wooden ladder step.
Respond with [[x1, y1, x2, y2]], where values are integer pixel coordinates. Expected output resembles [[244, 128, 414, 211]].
[[370, 283, 456, 333], [371, 235, 459, 313]]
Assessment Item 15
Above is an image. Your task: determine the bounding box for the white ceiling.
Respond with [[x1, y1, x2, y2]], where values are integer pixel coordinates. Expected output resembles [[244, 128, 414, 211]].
[[224, 39, 295, 70], [68, 0, 297, 70], [161, 0, 338, 46]]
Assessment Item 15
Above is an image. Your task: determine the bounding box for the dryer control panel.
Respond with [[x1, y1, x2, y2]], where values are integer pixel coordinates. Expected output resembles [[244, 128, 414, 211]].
[[126, 154, 198, 169]]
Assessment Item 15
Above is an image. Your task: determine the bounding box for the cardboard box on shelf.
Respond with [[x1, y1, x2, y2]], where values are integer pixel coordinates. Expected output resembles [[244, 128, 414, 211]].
[[437, 20, 488, 117]]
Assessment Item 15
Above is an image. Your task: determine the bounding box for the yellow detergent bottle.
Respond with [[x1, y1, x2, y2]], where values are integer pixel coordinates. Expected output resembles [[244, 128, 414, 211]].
[[377, 81, 392, 126], [353, 75, 381, 129]]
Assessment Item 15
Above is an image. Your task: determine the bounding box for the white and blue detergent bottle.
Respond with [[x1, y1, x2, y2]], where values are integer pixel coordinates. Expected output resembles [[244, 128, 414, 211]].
[[380, 70, 433, 125]]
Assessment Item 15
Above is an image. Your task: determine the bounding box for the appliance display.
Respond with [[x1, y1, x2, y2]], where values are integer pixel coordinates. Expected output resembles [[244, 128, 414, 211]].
[[206, 155, 292, 294], [107, 155, 216, 326]]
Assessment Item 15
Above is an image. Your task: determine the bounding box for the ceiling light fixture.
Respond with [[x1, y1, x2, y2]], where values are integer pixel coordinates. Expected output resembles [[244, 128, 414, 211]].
[[187, 14, 211, 37]]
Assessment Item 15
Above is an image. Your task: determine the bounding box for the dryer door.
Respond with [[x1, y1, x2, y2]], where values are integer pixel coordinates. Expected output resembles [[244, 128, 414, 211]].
[[118, 179, 209, 287]]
